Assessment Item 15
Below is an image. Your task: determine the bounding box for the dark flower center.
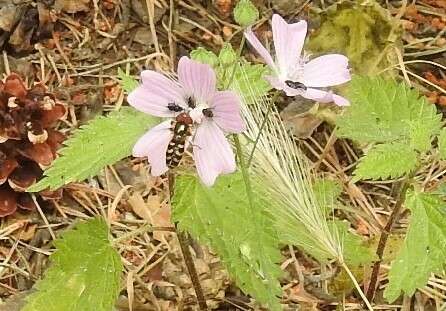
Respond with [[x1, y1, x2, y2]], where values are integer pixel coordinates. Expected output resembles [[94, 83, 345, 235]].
[[202, 108, 213, 118]]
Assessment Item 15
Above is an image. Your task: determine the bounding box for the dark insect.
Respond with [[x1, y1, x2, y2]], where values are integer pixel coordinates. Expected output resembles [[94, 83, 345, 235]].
[[187, 97, 196, 108], [166, 112, 193, 168], [202, 108, 213, 118], [285, 80, 307, 90], [167, 102, 183, 112]]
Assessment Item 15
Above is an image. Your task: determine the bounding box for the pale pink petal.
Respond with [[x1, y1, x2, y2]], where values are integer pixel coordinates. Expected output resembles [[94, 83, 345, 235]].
[[302, 88, 350, 106], [302, 54, 351, 87], [133, 120, 173, 176], [272, 14, 307, 77], [177, 56, 216, 102], [140, 70, 186, 105], [210, 91, 245, 133], [193, 120, 236, 186], [265, 76, 305, 97], [128, 85, 175, 117], [244, 28, 276, 70]]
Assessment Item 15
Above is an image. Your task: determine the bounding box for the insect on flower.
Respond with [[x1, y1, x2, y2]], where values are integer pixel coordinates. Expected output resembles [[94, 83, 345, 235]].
[[166, 112, 193, 168], [244, 14, 351, 106], [127, 56, 245, 186]]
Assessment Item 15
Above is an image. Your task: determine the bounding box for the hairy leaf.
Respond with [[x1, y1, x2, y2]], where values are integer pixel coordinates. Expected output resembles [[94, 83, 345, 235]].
[[23, 218, 122, 311], [337, 76, 442, 148], [117, 68, 139, 93], [353, 142, 418, 181], [28, 108, 158, 191], [172, 173, 282, 310], [438, 128, 446, 160], [384, 191, 446, 302]]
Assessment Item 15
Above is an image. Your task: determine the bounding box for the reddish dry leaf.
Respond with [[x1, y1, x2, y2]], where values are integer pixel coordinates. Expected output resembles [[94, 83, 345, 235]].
[[4, 74, 27, 98]]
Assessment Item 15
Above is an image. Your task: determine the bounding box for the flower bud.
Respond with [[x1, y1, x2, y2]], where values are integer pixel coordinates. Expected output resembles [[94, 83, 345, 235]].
[[218, 43, 237, 67], [233, 0, 259, 28], [190, 47, 218, 68]]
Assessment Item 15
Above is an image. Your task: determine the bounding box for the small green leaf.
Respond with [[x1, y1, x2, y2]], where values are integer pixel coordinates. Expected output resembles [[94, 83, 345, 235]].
[[337, 76, 442, 147], [28, 108, 158, 192], [172, 173, 282, 311], [438, 128, 446, 160], [117, 68, 139, 93], [353, 142, 417, 181], [233, 0, 259, 27], [190, 47, 219, 68], [226, 61, 272, 104], [23, 218, 122, 311], [384, 191, 446, 302]]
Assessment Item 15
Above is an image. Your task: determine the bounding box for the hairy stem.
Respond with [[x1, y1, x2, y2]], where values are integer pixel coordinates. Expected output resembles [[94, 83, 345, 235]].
[[168, 173, 207, 310], [366, 177, 412, 301]]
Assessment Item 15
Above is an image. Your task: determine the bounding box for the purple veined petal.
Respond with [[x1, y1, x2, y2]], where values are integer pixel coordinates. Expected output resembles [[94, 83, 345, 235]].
[[302, 88, 350, 106], [301, 54, 351, 87], [265, 76, 305, 97], [210, 91, 246, 133], [177, 56, 216, 102], [244, 27, 276, 70], [272, 14, 307, 77], [140, 70, 186, 106], [193, 120, 236, 186], [133, 120, 173, 176], [128, 85, 176, 117]]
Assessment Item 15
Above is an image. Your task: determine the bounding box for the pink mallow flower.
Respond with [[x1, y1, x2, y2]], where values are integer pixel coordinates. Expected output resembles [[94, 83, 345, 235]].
[[128, 56, 245, 186], [244, 14, 351, 106]]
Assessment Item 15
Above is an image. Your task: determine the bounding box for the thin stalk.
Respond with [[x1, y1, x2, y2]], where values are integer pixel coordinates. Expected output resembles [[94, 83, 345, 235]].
[[224, 36, 246, 90], [233, 135, 254, 208], [246, 91, 280, 167], [366, 176, 412, 301], [341, 262, 374, 311], [168, 173, 207, 310]]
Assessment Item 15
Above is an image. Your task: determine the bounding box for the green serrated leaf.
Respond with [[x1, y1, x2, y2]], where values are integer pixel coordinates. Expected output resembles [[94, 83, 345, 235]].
[[353, 142, 417, 181], [28, 107, 158, 192], [172, 173, 282, 311], [337, 76, 442, 147], [23, 218, 122, 311], [438, 128, 446, 160], [384, 191, 446, 302], [117, 68, 139, 93]]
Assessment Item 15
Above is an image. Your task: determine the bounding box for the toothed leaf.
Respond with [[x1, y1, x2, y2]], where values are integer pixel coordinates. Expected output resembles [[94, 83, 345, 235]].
[[337, 76, 441, 148], [384, 191, 446, 302], [28, 108, 158, 192], [117, 68, 139, 93], [23, 218, 122, 311], [353, 142, 418, 181], [172, 173, 282, 311]]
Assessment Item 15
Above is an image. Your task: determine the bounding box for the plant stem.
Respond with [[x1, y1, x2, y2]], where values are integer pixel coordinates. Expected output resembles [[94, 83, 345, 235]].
[[365, 178, 412, 301], [168, 173, 207, 310], [246, 91, 280, 167], [233, 135, 254, 208], [341, 262, 374, 311]]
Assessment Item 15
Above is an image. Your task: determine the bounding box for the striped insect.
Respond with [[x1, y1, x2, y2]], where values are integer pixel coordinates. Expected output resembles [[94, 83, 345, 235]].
[[166, 112, 193, 168]]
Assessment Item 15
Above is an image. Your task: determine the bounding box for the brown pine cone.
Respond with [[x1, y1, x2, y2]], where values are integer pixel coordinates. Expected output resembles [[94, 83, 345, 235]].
[[0, 73, 66, 217]]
